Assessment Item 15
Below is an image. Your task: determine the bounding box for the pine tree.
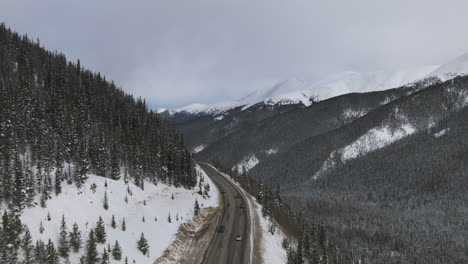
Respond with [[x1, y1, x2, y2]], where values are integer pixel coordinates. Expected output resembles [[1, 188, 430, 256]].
[[137, 233, 149, 256], [58, 215, 70, 258], [111, 215, 116, 229], [103, 190, 109, 210], [101, 248, 109, 264], [24, 164, 36, 207], [39, 220, 45, 234], [34, 240, 46, 264], [1, 210, 23, 262], [111, 240, 122, 260], [54, 160, 63, 196], [69, 223, 83, 253], [74, 141, 89, 188], [24, 164, 35, 207], [85, 229, 99, 264], [142, 216, 145, 222], [124, 256, 128, 264], [194, 199, 200, 216], [11, 154, 26, 213], [22, 227, 34, 264], [121, 218, 126, 231], [45, 239, 59, 264], [168, 212, 171, 223], [110, 145, 120, 180], [95, 216, 107, 243], [47, 211, 51, 221]]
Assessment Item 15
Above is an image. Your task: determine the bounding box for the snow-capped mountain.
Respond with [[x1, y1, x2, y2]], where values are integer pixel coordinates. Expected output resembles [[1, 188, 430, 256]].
[[428, 52, 468, 81], [164, 52, 468, 117]]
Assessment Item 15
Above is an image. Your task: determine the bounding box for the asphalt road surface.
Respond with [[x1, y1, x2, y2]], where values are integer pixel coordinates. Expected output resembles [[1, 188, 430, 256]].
[[199, 163, 251, 264]]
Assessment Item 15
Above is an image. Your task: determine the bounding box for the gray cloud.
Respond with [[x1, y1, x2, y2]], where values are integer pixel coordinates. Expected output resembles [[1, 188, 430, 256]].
[[2, 0, 468, 108]]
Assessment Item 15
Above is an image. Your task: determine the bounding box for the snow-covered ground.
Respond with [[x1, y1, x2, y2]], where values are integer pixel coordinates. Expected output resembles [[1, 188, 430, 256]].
[[255, 205, 288, 264], [16, 165, 218, 263]]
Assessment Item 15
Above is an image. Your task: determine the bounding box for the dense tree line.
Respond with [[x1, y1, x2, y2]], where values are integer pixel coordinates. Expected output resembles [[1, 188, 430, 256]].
[[0, 23, 196, 212]]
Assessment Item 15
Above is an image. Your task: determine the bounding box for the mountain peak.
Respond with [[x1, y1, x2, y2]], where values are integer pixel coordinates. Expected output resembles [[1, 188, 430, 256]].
[[429, 52, 468, 81]]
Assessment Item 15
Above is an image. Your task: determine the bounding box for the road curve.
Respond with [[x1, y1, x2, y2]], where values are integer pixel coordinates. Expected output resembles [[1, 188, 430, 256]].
[[199, 163, 251, 264]]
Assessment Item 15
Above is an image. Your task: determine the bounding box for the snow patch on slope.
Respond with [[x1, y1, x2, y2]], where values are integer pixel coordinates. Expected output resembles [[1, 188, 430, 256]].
[[434, 128, 449, 138], [193, 145, 207, 154], [232, 155, 259, 174], [19, 165, 218, 264], [264, 148, 278, 155], [342, 124, 415, 161], [313, 124, 416, 180], [429, 53, 468, 81]]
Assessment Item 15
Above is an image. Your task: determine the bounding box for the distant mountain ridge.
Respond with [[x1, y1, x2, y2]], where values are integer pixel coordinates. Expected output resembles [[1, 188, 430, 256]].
[[161, 52, 468, 118]]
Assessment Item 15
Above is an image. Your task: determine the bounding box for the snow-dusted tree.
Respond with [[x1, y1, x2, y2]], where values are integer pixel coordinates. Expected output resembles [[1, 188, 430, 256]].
[[11, 154, 26, 213], [45, 239, 59, 264], [194, 199, 200, 216], [74, 141, 89, 188], [101, 247, 110, 264], [110, 144, 120, 181], [58, 215, 70, 258], [69, 223, 82, 253], [21, 227, 34, 264], [121, 218, 126, 231], [103, 191, 109, 210], [34, 240, 46, 263], [111, 240, 122, 260], [24, 164, 35, 207], [85, 229, 99, 264], [54, 159, 63, 196], [0, 210, 23, 263], [111, 215, 116, 229], [137, 233, 149, 256], [39, 221, 45, 234], [95, 217, 107, 243]]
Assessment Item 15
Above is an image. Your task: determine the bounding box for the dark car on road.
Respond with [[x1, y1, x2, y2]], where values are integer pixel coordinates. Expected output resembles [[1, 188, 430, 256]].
[[217, 225, 225, 233]]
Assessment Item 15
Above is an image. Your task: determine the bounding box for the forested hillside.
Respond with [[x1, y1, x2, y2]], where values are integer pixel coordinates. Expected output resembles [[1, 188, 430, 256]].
[[0, 23, 197, 262]]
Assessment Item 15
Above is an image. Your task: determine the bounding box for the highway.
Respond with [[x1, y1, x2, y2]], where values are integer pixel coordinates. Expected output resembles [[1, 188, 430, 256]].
[[199, 163, 251, 264]]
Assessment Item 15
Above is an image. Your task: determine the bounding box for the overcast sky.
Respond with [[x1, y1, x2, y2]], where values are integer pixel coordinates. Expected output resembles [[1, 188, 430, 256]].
[[2, 0, 468, 108]]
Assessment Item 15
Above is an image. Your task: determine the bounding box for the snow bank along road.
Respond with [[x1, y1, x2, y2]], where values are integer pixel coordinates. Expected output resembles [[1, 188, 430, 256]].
[[199, 163, 252, 264]]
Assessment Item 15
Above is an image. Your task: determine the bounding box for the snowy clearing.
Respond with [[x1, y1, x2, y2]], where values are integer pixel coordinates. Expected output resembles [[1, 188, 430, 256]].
[[16, 165, 218, 264]]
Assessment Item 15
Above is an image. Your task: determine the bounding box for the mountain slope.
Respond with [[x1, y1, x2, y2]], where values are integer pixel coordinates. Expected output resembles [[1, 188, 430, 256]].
[[0, 24, 199, 263]]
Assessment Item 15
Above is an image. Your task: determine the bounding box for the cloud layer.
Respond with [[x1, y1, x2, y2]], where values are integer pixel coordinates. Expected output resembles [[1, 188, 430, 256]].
[[2, 0, 468, 108]]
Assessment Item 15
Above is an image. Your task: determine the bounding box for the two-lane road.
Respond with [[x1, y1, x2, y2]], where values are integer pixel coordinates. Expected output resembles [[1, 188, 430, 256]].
[[199, 163, 251, 264]]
